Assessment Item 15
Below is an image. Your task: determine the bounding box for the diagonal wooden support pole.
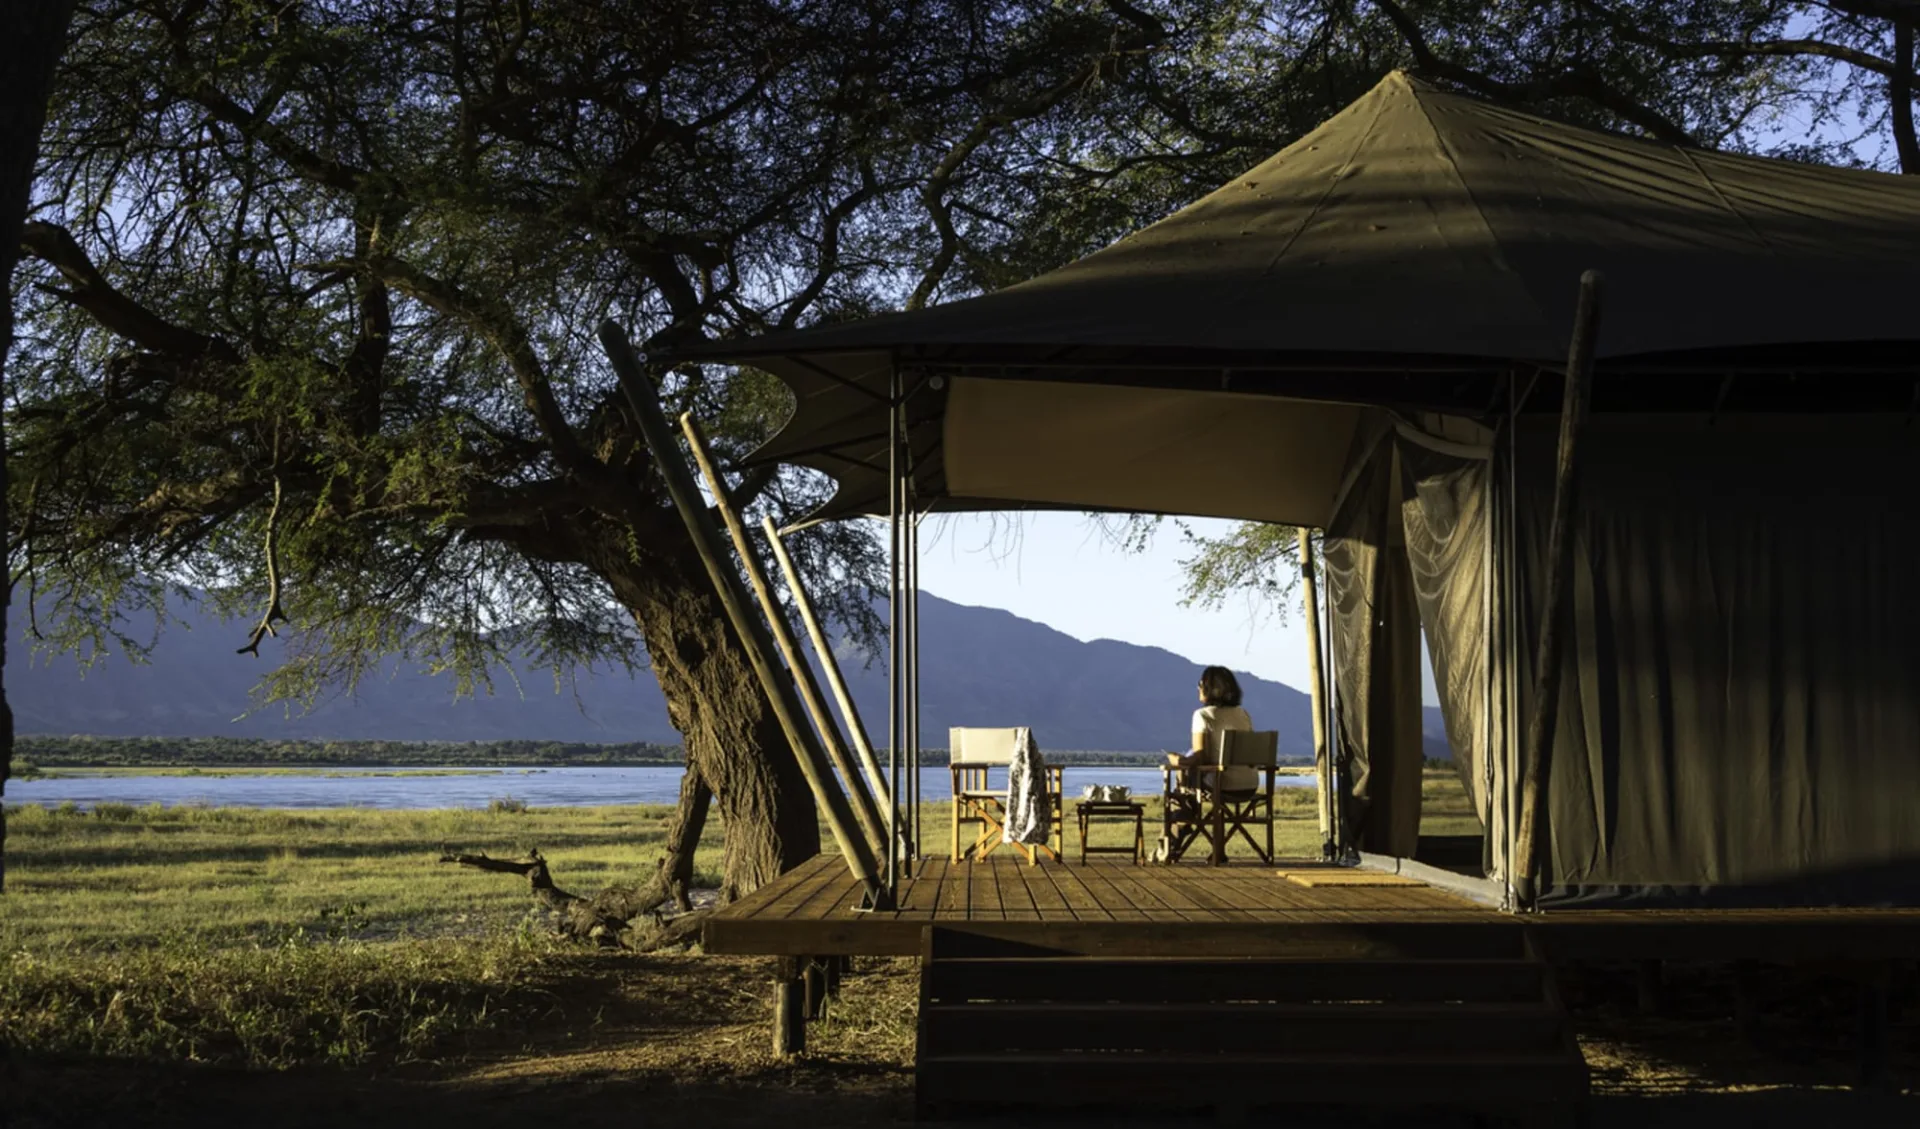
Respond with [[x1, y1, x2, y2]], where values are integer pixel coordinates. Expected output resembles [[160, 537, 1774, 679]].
[[763, 516, 903, 831], [1298, 527, 1332, 850], [1513, 270, 1602, 910], [598, 320, 886, 908], [680, 413, 891, 857]]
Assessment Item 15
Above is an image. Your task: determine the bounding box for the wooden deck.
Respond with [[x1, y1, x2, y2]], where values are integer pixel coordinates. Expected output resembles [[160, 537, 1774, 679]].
[[704, 854, 1920, 961], [706, 855, 1499, 956]]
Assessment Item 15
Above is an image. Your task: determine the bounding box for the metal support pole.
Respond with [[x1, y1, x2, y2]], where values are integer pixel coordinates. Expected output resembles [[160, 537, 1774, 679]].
[[907, 505, 921, 863], [680, 414, 890, 857], [598, 321, 886, 908], [887, 364, 902, 895], [762, 516, 894, 806], [1513, 270, 1603, 909]]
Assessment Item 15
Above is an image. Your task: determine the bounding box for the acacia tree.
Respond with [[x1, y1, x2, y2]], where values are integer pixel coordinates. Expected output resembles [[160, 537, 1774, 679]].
[[8, 0, 1204, 913]]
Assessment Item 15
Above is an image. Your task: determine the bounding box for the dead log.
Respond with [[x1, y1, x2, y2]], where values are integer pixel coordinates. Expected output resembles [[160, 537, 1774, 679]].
[[438, 846, 671, 947]]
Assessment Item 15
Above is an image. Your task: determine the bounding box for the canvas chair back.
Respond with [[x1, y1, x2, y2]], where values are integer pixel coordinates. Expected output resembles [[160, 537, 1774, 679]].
[[949, 727, 1021, 765], [1206, 729, 1278, 793], [1221, 729, 1280, 767]]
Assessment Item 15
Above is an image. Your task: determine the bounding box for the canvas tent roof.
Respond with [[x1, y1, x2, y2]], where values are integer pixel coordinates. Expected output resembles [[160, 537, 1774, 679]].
[[669, 70, 1920, 526]]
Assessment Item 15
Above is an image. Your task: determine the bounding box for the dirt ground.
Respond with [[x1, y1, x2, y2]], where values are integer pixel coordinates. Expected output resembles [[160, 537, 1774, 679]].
[[5, 955, 1917, 1129]]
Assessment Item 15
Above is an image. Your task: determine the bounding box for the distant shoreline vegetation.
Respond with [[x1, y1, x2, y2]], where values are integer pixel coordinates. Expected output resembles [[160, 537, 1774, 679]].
[[9, 735, 1318, 773]]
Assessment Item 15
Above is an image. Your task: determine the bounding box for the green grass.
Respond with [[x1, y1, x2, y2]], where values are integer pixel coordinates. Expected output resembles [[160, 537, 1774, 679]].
[[0, 770, 1476, 1070], [0, 802, 728, 954]]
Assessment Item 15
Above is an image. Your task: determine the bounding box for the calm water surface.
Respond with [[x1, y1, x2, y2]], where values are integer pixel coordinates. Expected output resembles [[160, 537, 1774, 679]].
[[9, 765, 1313, 811]]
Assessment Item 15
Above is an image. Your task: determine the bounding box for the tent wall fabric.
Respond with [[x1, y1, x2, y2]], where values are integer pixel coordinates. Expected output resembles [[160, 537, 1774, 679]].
[[1399, 437, 1495, 821], [1323, 421, 1426, 857], [1506, 416, 1920, 907], [943, 379, 1363, 527]]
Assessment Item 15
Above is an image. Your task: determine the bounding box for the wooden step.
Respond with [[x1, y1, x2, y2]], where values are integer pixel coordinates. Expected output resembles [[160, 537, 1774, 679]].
[[916, 1050, 1590, 1110], [924, 921, 1526, 960], [920, 1001, 1566, 1055], [924, 957, 1545, 1004]]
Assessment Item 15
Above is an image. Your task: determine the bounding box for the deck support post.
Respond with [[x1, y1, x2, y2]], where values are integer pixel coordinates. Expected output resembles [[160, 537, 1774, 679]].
[[598, 321, 887, 910], [773, 956, 807, 1057], [679, 412, 892, 859], [802, 957, 829, 1020], [1636, 959, 1664, 1015], [1513, 270, 1602, 910], [1298, 527, 1333, 854]]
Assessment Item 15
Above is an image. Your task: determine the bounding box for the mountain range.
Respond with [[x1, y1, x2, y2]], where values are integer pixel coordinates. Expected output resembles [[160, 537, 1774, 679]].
[[7, 591, 1447, 756]]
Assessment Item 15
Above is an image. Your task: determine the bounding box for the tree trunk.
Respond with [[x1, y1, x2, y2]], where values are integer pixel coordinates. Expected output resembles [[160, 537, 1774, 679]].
[[658, 761, 712, 911], [1894, 15, 1919, 174], [0, 0, 83, 894], [581, 524, 822, 902]]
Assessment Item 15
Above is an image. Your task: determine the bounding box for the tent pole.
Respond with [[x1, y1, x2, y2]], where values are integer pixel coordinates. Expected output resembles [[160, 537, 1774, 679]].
[[908, 504, 922, 865], [1512, 271, 1603, 910], [762, 515, 896, 812], [887, 364, 902, 892], [1298, 527, 1333, 854], [679, 414, 893, 857], [598, 321, 886, 908]]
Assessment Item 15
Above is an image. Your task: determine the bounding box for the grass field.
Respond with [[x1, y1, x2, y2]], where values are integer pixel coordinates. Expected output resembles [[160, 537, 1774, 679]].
[[0, 771, 1474, 1072]]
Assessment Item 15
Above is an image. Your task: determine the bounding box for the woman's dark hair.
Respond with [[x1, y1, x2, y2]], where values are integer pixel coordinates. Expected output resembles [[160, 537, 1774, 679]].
[[1199, 666, 1243, 708]]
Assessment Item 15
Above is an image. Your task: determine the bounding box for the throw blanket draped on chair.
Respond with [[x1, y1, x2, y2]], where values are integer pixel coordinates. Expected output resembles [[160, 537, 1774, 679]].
[[1002, 727, 1050, 847]]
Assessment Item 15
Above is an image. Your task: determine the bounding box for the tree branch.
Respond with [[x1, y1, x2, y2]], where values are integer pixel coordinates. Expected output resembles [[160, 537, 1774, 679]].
[[20, 222, 240, 363], [237, 475, 287, 657], [1373, 0, 1696, 146], [348, 253, 598, 479]]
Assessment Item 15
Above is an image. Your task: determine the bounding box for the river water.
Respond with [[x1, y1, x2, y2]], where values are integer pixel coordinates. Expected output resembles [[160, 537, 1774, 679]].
[[7, 765, 1314, 811]]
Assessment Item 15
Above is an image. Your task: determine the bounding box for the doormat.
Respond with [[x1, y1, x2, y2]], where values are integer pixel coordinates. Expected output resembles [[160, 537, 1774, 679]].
[[1276, 869, 1424, 887]]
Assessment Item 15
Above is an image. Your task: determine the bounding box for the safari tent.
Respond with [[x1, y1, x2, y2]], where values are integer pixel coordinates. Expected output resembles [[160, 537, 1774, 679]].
[[668, 71, 1920, 910]]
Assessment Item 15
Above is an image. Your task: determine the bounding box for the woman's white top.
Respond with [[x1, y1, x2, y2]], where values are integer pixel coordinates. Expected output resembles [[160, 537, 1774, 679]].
[[1191, 704, 1256, 792]]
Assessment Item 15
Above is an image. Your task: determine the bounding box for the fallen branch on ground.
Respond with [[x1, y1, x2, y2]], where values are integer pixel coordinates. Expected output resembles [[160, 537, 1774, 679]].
[[437, 846, 704, 949]]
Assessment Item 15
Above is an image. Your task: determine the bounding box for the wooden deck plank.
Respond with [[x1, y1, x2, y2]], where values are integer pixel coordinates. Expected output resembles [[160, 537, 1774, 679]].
[[1071, 857, 1155, 921], [890, 857, 943, 919], [725, 853, 827, 920], [1158, 868, 1268, 922], [1024, 861, 1077, 919], [967, 858, 1004, 921], [936, 859, 970, 921], [748, 854, 843, 920], [1115, 864, 1220, 922], [1047, 859, 1116, 921], [1001, 859, 1044, 921]]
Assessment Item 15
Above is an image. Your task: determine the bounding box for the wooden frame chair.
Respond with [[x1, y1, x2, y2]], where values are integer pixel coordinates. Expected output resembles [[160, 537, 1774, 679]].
[[948, 727, 1064, 864], [1160, 729, 1279, 865]]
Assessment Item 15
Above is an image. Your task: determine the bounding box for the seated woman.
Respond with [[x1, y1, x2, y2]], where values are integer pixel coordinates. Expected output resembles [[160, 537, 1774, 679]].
[[1167, 666, 1255, 812]]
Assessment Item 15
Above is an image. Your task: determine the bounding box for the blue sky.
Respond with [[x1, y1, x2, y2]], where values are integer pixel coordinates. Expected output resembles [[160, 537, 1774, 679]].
[[916, 511, 1317, 691], [916, 511, 1440, 705]]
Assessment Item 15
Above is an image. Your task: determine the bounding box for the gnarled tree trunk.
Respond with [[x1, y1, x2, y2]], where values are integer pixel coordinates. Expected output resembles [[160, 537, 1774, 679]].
[[614, 554, 821, 903]]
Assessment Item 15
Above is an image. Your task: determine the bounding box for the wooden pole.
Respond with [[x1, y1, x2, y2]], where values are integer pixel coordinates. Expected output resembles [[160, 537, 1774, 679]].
[[597, 320, 886, 908], [764, 517, 902, 835], [1298, 527, 1332, 848], [1512, 270, 1602, 909], [679, 413, 892, 856]]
